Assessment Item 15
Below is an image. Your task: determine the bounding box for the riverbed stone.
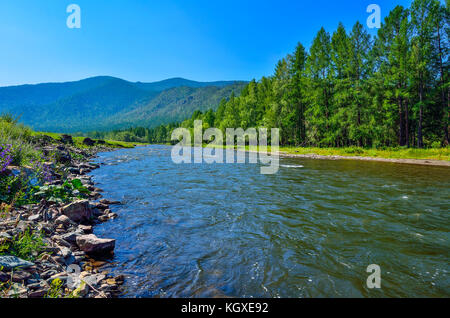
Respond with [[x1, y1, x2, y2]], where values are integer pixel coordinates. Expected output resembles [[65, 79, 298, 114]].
[[55, 215, 71, 227], [76, 234, 115, 255], [0, 256, 35, 271], [62, 200, 92, 223]]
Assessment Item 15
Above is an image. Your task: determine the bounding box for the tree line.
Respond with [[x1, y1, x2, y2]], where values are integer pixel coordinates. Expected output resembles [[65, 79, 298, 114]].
[[91, 0, 449, 149]]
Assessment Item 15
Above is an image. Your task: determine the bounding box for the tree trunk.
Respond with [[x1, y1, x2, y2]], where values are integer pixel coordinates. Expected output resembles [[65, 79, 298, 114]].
[[405, 100, 410, 148], [399, 97, 405, 146], [418, 80, 424, 148]]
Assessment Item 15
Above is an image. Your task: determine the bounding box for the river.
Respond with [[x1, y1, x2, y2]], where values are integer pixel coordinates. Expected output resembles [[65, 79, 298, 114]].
[[89, 145, 450, 298]]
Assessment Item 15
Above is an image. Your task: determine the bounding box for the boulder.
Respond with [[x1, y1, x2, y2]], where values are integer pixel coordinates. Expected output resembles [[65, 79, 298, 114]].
[[62, 200, 92, 223], [82, 138, 96, 146], [76, 234, 115, 255], [55, 215, 71, 227], [61, 229, 84, 244], [60, 134, 73, 145], [0, 256, 34, 271]]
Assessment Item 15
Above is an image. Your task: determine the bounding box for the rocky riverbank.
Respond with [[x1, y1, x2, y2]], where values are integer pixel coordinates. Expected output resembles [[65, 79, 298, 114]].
[[0, 135, 127, 298]]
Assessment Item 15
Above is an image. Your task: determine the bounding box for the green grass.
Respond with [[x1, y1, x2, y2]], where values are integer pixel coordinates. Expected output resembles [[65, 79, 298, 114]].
[[279, 146, 450, 161], [0, 230, 46, 261], [0, 115, 40, 166], [203, 143, 450, 161]]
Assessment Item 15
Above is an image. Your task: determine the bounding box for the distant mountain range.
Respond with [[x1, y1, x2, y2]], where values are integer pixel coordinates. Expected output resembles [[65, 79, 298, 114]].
[[0, 76, 247, 132]]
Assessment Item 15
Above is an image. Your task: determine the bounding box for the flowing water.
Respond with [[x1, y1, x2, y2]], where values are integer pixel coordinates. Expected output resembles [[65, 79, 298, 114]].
[[90, 145, 450, 298]]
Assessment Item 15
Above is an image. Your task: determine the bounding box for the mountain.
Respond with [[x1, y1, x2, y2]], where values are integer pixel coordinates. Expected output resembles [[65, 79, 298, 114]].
[[0, 76, 246, 132]]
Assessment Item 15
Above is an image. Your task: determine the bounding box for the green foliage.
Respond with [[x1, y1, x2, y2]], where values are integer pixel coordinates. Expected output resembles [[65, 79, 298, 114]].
[[0, 229, 46, 261], [0, 175, 39, 207], [46, 279, 64, 298], [33, 179, 90, 204]]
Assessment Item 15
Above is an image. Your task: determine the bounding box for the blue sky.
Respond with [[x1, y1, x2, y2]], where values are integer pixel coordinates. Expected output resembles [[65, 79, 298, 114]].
[[0, 0, 414, 87]]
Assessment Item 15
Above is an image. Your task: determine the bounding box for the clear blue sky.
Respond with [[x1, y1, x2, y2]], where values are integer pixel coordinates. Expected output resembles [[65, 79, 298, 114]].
[[0, 0, 414, 87]]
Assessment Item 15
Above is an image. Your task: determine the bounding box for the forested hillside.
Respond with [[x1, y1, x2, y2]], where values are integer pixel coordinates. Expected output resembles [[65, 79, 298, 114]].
[[99, 0, 448, 149], [0, 76, 246, 132]]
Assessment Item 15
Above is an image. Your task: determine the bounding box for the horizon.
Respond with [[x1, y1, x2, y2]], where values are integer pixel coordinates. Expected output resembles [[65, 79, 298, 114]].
[[1, 0, 414, 87]]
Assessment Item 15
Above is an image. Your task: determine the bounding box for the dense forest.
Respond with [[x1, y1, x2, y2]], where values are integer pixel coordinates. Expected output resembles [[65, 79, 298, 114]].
[[91, 0, 449, 149]]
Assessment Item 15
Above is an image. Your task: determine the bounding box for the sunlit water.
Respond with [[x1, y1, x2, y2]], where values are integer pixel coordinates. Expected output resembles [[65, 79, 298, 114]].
[[90, 145, 450, 298]]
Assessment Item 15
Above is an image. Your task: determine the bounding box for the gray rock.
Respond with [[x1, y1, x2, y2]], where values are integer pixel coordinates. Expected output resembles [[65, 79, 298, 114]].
[[83, 274, 106, 287], [28, 289, 48, 298], [28, 214, 41, 222], [7, 283, 28, 297], [0, 271, 9, 282], [55, 215, 71, 227], [0, 256, 34, 271], [58, 246, 72, 259], [76, 234, 115, 255], [61, 230, 84, 244], [62, 200, 92, 223], [0, 232, 12, 240]]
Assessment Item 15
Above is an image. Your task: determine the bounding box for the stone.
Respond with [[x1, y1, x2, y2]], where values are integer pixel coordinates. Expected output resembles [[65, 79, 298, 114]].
[[106, 278, 116, 286], [28, 214, 41, 222], [60, 134, 73, 145], [76, 234, 115, 255], [108, 213, 118, 219], [73, 281, 89, 298], [94, 203, 109, 210], [58, 246, 72, 259], [7, 283, 28, 297], [78, 224, 93, 234], [0, 256, 34, 271], [16, 221, 32, 234], [82, 138, 96, 147], [90, 260, 107, 268], [98, 215, 109, 222], [61, 230, 84, 244], [28, 289, 48, 298], [83, 274, 106, 287], [41, 269, 58, 280], [0, 271, 9, 282], [52, 235, 72, 248], [0, 232, 12, 240], [115, 274, 125, 284], [12, 270, 32, 282], [62, 200, 92, 223], [100, 199, 121, 205], [55, 215, 71, 227]]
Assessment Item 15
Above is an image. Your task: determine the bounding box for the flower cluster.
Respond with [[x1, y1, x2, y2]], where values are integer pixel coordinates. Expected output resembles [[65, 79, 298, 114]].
[[30, 159, 53, 184], [0, 144, 13, 173]]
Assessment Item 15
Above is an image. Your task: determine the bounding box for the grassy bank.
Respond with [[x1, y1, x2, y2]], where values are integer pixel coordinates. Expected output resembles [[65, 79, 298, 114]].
[[203, 144, 450, 162], [31, 131, 142, 149], [279, 146, 450, 161]]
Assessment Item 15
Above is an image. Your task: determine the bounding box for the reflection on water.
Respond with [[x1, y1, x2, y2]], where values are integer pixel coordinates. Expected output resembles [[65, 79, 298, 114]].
[[90, 145, 450, 298]]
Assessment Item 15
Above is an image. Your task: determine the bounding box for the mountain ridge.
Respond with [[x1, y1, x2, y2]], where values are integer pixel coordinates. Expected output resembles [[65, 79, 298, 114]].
[[0, 76, 247, 133]]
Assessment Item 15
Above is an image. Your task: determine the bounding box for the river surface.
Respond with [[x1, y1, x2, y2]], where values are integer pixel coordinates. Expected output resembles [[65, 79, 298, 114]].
[[90, 145, 450, 298]]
